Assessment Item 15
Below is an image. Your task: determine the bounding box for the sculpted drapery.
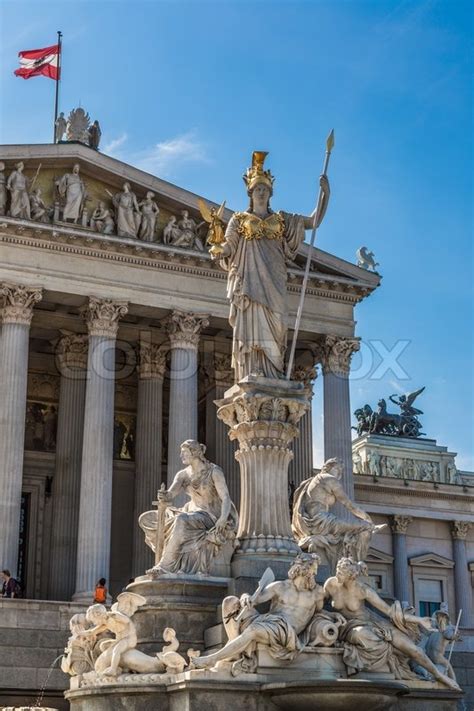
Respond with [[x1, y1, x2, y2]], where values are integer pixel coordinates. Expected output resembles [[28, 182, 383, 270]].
[[215, 151, 329, 381], [220, 210, 305, 380]]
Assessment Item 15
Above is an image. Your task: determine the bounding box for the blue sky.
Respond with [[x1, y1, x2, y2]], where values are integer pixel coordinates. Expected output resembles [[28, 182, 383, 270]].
[[1, 0, 472, 468]]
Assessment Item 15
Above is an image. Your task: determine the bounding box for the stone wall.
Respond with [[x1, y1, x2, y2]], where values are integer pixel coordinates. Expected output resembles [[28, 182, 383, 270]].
[[0, 600, 85, 710]]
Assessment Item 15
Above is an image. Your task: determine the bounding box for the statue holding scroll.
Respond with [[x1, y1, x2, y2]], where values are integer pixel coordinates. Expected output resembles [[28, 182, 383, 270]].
[[139, 440, 237, 576]]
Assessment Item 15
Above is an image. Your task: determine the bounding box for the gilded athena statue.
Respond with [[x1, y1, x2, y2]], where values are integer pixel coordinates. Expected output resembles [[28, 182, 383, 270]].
[[214, 152, 330, 381]]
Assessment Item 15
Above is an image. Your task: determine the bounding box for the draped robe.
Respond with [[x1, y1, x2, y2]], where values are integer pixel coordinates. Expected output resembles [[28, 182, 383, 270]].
[[221, 211, 305, 380]]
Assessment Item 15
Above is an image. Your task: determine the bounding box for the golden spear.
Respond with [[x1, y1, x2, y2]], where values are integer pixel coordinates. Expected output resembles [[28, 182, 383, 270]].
[[286, 130, 335, 379]]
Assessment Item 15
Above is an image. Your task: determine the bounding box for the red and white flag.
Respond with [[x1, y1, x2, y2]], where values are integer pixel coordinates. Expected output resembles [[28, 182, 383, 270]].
[[14, 43, 60, 80]]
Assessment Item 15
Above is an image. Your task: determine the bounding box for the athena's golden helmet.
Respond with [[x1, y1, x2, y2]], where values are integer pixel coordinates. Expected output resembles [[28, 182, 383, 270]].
[[243, 151, 275, 193]]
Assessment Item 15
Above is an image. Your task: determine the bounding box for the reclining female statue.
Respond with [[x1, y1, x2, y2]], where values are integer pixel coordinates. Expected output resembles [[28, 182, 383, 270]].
[[324, 557, 460, 690]]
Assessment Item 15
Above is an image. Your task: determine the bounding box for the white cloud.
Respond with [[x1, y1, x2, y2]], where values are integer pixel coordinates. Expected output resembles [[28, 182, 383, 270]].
[[134, 131, 209, 178], [104, 133, 128, 155]]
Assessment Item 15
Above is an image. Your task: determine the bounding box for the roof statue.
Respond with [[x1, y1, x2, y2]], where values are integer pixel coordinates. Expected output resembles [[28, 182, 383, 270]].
[[63, 108, 102, 150], [353, 387, 426, 438], [356, 246, 379, 272], [66, 107, 91, 143]]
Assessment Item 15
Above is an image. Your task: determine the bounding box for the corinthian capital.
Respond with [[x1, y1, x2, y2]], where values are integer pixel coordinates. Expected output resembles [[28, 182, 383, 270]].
[[390, 514, 412, 535], [313, 335, 360, 376], [1, 282, 42, 326], [292, 364, 318, 387], [56, 332, 89, 372], [138, 341, 167, 380], [451, 520, 471, 540], [163, 309, 209, 350], [81, 297, 128, 338]]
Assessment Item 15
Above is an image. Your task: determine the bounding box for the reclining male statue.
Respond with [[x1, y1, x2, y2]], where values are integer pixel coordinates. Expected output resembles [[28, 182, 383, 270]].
[[193, 553, 343, 675]]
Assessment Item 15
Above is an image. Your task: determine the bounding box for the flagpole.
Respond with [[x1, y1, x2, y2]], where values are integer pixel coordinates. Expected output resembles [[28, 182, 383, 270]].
[[53, 30, 62, 143], [286, 130, 335, 379]]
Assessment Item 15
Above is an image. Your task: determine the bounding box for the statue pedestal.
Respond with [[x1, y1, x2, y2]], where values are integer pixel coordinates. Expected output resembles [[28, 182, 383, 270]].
[[216, 376, 310, 580], [65, 666, 463, 711], [128, 574, 228, 653]]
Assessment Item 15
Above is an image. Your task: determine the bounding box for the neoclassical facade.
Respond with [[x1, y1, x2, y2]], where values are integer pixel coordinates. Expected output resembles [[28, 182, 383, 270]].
[[0, 141, 473, 708], [0, 142, 380, 601], [0, 141, 472, 621]]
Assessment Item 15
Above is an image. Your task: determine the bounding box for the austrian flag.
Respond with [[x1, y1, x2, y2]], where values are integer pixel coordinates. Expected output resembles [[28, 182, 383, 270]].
[[14, 44, 60, 80]]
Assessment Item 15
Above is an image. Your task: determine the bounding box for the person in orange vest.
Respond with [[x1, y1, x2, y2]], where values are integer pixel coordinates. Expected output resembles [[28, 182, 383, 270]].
[[94, 577, 107, 604]]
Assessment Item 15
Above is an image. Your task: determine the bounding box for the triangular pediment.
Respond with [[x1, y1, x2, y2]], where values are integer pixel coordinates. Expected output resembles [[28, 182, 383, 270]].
[[409, 553, 454, 569], [0, 142, 380, 296], [366, 547, 394, 564]]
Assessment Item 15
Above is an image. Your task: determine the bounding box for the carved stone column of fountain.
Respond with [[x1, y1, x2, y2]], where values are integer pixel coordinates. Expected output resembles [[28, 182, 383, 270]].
[[216, 375, 310, 580]]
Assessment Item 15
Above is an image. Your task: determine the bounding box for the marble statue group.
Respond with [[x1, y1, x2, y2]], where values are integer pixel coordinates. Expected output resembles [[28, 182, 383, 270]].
[[0, 159, 207, 250], [51, 150, 463, 703]]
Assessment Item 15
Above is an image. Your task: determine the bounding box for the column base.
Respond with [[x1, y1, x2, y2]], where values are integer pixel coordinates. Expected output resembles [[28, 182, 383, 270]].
[[231, 549, 299, 583]]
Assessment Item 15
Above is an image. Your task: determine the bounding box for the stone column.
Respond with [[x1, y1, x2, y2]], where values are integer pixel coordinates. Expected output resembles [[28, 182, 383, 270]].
[[205, 351, 239, 505], [132, 340, 167, 577], [390, 515, 412, 604], [49, 334, 88, 600], [164, 310, 209, 485], [73, 297, 128, 601], [217, 377, 309, 579], [289, 365, 317, 489], [314, 335, 360, 513], [451, 521, 473, 627], [0, 283, 42, 576]]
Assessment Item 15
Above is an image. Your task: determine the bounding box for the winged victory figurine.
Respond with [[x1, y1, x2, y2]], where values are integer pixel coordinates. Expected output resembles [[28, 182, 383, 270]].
[[198, 198, 226, 256]]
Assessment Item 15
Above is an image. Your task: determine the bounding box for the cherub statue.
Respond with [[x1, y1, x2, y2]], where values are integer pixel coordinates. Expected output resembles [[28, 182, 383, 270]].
[[356, 246, 379, 271], [291, 458, 386, 571], [67, 592, 187, 678], [61, 612, 103, 676], [324, 558, 460, 690], [198, 198, 226, 256], [139, 440, 238, 576]]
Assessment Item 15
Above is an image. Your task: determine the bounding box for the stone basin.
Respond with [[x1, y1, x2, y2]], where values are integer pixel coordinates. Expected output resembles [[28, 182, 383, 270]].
[[262, 678, 409, 710]]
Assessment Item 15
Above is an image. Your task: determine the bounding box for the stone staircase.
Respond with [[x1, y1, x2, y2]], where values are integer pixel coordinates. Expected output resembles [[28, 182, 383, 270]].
[[0, 599, 86, 710]]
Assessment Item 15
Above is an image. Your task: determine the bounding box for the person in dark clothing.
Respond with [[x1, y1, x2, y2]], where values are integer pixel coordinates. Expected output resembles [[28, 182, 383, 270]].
[[1, 569, 21, 598]]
